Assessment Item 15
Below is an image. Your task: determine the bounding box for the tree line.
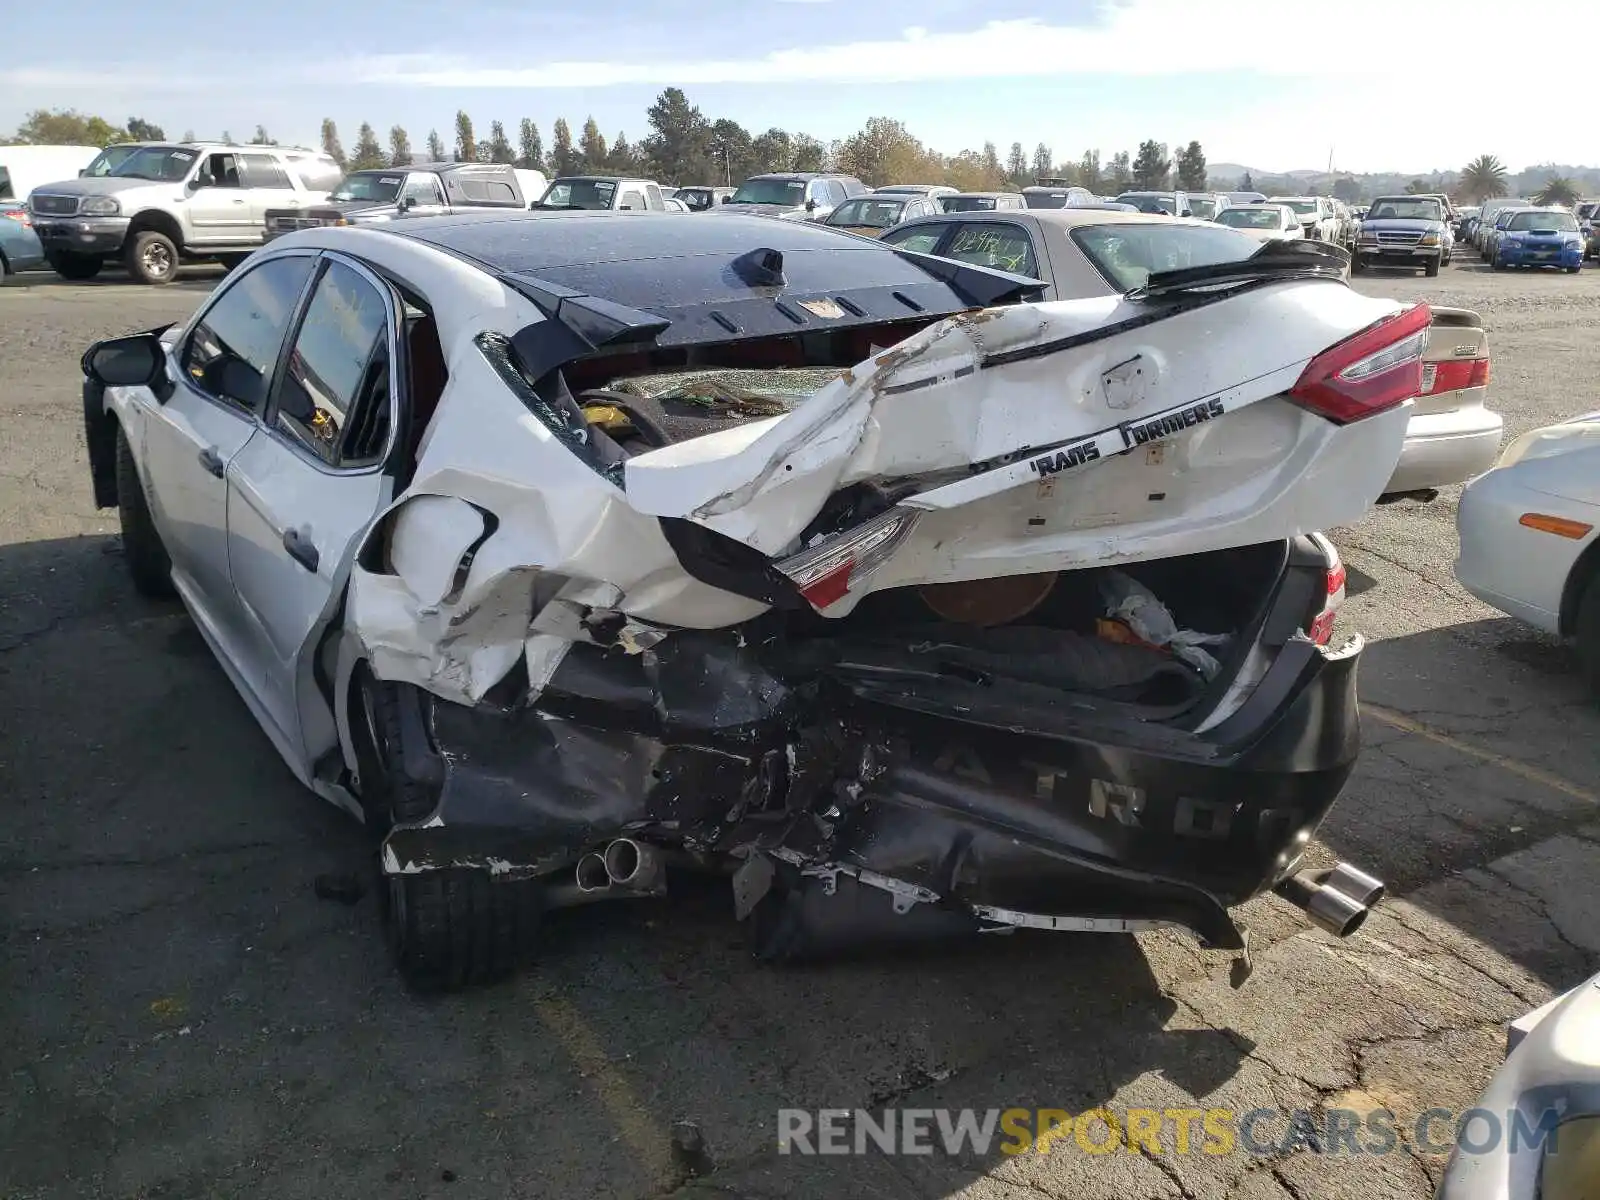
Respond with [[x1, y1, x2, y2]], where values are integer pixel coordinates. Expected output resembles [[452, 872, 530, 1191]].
[[5, 95, 1212, 194]]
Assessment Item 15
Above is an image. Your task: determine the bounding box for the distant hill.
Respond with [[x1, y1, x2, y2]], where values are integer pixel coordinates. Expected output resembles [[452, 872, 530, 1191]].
[[1206, 161, 1600, 201]]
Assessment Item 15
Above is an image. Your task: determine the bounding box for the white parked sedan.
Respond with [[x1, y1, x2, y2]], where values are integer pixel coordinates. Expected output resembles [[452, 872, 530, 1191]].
[[1455, 413, 1600, 692], [1213, 204, 1304, 242]]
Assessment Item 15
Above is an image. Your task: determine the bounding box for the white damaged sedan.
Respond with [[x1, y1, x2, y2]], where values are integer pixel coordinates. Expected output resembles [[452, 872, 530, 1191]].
[[83, 211, 1420, 988]]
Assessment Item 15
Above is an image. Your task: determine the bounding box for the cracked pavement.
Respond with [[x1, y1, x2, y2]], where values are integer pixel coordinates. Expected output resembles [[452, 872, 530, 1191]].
[[3, 260, 1599, 1199]]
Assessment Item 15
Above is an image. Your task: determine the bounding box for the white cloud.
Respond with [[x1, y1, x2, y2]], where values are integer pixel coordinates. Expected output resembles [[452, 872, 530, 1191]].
[[343, 1, 1540, 89]]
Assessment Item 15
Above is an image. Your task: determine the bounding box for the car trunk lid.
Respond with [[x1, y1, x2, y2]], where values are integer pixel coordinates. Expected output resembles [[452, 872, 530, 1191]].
[[626, 274, 1424, 616]]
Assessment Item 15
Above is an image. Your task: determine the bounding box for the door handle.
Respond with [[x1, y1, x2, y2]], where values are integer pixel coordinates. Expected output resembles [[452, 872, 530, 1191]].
[[231, 199, 246, 205], [197, 446, 225, 478], [282, 526, 320, 574]]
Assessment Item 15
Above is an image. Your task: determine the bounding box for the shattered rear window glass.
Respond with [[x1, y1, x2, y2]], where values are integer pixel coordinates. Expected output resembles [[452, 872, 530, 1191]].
[[1071, 223, 1261, 292]]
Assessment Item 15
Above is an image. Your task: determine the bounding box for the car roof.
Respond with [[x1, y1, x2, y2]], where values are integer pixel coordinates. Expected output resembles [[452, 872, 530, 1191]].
[[946, 191, 1023, 199], [390, 208, 943, 273], [901, 208, 1207, 231], [368, 209, 1039, 345], [747, 172, 848, 181]]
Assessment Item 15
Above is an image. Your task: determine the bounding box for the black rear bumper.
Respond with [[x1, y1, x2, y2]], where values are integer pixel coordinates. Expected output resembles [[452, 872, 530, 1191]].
[[381, 614, 1363, 954]]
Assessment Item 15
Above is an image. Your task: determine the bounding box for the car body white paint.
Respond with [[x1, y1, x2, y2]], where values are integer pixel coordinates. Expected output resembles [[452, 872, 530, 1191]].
[[1454, 414, 1600, 633], [104, 223, 1417, 811], [880, 209, 1499, 497], [1435, 970, 1600, 1199]]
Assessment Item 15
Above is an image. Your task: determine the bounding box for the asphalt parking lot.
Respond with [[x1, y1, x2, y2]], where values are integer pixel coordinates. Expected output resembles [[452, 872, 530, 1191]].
[[3, 257, 1599, 1200]]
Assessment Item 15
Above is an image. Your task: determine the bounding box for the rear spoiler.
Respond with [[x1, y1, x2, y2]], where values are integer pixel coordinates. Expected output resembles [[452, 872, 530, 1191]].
[[1428, 306, 1482, 329], [1131, 239, 1349, 300]]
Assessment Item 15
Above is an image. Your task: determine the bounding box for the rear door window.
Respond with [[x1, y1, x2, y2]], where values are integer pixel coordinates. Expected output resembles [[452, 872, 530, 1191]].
[[240, 154, 292, 189], [945, 222, 1039, 276], [618, 188, 647, 211], [645, 184, 664, 211], [272, 259, 392, 467]]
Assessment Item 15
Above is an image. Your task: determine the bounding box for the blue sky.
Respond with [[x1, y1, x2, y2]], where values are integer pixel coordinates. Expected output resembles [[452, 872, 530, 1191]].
[[1, 0, 1579, 175]]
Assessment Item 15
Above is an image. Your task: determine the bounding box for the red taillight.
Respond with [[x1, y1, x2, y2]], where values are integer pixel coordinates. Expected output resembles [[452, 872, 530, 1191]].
[[1423, 355, 1490, 395], [1308, 610, 1337, 645], [1325, 561, 1347, 600], [1289, 303, 1433, 424], [774, 508, 922, 612]]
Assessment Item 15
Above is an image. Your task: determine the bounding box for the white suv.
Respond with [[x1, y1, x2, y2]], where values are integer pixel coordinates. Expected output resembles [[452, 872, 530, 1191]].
[[28, 142, 342, 284], [1268, 195, 1342, 243]]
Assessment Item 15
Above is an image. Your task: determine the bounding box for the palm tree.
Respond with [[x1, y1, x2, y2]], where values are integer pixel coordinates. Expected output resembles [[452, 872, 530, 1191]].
[[1534, 175, 1581, 207], [1460, 155, 1509, 203]]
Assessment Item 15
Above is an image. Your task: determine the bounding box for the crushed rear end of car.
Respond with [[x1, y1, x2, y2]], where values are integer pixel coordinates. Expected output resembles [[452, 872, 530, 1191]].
[[353, 230, 1417, 978]]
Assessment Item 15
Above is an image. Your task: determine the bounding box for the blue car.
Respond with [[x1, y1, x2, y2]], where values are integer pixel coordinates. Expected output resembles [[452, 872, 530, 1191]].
[[0, 202, 45, 280], [1493, 207, 1584, 273]]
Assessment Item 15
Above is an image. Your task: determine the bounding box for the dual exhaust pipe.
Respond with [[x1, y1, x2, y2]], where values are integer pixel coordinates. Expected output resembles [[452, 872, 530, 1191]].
[[547, 838, 667, 909], [1274, 862, 1385, 938]]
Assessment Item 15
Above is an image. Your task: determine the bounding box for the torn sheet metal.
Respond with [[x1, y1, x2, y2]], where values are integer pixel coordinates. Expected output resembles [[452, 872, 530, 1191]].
[[350, 280, 1407, 707]]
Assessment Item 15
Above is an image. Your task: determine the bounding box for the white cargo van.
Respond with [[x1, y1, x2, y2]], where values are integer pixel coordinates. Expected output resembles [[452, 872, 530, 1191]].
[[0, 145, 101, 204]]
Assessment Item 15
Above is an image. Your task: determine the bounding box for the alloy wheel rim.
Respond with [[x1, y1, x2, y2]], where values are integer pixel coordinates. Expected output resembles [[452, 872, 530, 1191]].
[[142, 242, 172, 278]]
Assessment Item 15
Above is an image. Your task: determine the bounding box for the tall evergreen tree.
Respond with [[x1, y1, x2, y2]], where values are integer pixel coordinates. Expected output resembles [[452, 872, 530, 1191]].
[[517, 119, 544, 170], [454, 111, 477, 162], [388, 126, 413, 168], [320, 118, 346, 168]]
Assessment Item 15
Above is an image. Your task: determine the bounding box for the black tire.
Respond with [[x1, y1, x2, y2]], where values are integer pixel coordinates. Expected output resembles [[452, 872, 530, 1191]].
[[48, 251, 104, 281], [1578, 576, 1600, 700], [114, 426, 175, 597], [385, 869, 543, 992], [1566, 265, 1581, 274], [125, 230, 179, 285], [1351, 255, 1366, 275], [1424, 256, 1441, 278], [351, 664, 444, 830], [350, 664, 541, 989], [216, 254, 251, 272]]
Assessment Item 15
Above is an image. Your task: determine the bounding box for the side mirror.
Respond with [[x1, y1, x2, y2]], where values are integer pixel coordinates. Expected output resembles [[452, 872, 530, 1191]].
[[720, 195, 730, 204], [83, 333, 170, 397], [804, 198, 817, 212], [398, 196, 415, 212]]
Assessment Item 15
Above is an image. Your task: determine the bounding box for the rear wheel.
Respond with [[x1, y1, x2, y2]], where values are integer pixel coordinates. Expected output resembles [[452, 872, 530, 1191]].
[[1350, 255, 1366, 275], [125, 230, 179, 285], [114, 426, 175, 598], [1576, 576, 1600, 700], [48, 251, 103, 281], [351, 664, 542, 989]]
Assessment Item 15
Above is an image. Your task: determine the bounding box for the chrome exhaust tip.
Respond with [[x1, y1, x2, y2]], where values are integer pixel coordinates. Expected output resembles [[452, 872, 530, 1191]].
[[1275, 862, 1384, 938], [576, 852, 611, 894], [603, 838, 665, 893], [1324, 862, 1385, 910]]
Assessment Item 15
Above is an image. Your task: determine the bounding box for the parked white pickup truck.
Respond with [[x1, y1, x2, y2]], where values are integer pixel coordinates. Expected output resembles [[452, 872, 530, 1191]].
[[27, 142, 341, 284]]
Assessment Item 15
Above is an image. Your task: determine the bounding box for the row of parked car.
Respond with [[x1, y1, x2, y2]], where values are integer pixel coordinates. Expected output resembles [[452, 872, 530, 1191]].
[[1, 136, 1388, 287], [1455, 197, 1590, 273]]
